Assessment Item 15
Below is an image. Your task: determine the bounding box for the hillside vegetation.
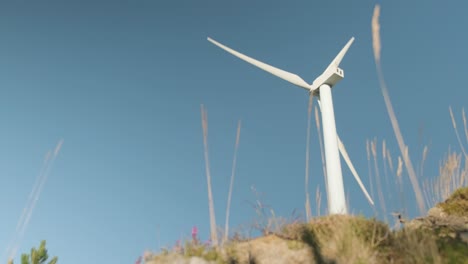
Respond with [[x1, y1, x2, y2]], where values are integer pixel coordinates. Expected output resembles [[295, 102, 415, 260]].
[[144, 187, 468, 264]]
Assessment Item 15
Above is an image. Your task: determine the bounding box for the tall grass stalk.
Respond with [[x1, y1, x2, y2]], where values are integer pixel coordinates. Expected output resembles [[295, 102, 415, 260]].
[[200, 104, 218, 247], [386, 149, 394, 174], [366, 140, 376, 215], [371, 5, 426, 215], [371, 139, 388, 223], [5, 151, 52, 260], [420, 146, 429, 179], [314, 106, 328, 202], [382, 140, 390, 202], [463, 108, 468, 141], [395, 156, 407, 213], [382, 140, 395, 208], [6, 139, 64, 261], [315, 186, 322, 217], [449, 106, 468, 157], [305, 93, 314, 222], [224, 120, 242, 244]]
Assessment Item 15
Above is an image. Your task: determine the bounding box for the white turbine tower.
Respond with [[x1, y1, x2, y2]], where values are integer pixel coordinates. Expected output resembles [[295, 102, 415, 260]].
[[208, 36, 374, 214]]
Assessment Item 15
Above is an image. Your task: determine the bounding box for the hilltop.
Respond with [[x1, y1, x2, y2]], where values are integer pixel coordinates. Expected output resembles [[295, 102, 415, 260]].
[[144, 187, 468, 264]]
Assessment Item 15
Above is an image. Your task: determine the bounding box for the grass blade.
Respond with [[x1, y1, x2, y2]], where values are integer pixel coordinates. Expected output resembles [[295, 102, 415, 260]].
[[200, 104, 218, 247], [224, 120, 242, 243], [305, 93, 314, 221], [372, 4, 426, 215]]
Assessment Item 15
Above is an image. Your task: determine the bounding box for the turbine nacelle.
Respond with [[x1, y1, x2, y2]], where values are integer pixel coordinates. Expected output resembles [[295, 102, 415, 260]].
[[310, 67, 345, 93], [310, 36, 354, 92]]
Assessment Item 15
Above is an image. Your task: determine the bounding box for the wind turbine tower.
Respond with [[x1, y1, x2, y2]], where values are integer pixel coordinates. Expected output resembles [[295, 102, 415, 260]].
[[208, 36, 374, 214]]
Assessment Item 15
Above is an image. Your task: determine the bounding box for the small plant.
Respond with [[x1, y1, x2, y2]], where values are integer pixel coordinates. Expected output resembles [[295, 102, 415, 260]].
[[8, 240, 58, 264], [247, 186, 303, 237], [437, 186, 468, 217], [183, 240, 205, 258]]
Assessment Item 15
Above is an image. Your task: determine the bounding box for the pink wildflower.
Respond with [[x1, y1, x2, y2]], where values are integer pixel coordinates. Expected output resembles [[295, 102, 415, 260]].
[[192, 226, 198, 244], [134, 256, 142, 264]]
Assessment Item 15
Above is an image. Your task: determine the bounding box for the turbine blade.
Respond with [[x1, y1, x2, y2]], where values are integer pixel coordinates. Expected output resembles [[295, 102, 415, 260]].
[[317, 98, 373, 206], [325, 37, 355, 71], [337, 136, 375, 206], [208, 37, 311, 90]]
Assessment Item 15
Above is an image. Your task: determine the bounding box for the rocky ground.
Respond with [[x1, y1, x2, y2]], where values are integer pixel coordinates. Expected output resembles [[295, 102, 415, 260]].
[[145, 187, 468, 264]]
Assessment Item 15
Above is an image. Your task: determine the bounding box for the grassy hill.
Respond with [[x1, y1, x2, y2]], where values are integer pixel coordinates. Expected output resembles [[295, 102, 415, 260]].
[[144, 187, 468, 264]]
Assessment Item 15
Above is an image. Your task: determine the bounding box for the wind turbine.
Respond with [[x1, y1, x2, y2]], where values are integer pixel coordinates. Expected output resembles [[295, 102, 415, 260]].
[[207, 36, 374, 214]]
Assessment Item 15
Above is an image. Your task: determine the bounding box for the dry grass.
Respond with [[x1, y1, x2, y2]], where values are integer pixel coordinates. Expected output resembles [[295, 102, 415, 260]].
[[201, 104, 219, 247], [369, 3, 468, 231], [370, 139, 388, 223], [449, 106, 467, 157], [147, 208, 468, 263], [366, 140, 377, 216], [308, 216, 381, 263], [372, 4, 426, 215], [225, 120, 242, 244], [382, 141, 391, 206], [391, 229, 442, 264], [314, 106, 328, 214], [305, 93, 314, 222], [282, 213, 467, 264], [5, 139, 64, 261], [423, 108, 468, 207], [424, 150, 468, 207], [315, 187, 322, 217]]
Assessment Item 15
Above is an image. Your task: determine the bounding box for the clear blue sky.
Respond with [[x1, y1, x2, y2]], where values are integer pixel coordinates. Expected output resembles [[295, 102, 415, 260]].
[[0, 0, 467, 263]]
